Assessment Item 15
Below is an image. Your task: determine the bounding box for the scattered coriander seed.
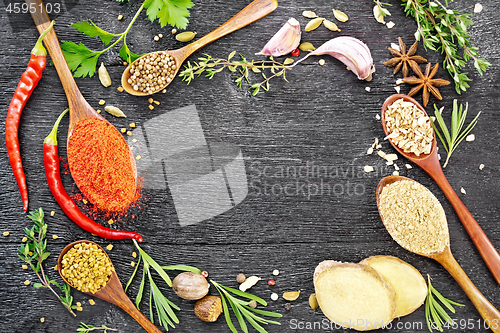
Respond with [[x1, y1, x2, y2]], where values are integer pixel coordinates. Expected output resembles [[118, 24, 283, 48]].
[[318, 59, 326, 66], [272, 269, 279, 276], [132, 251, 137, 258], [172, 28, 177, 34], [474, 3, 483, 13], [236, 273, 246, 283], [479, 164, 485, 170], [129, 122, 136, 128], [285, 303, 292, 311], [406, 164, 413, 169], [50, 211, 55, 216], [22, 237, 28, 242], [52, 235, 58, 240], [136, 155, 141, 160], [40, 317, 45, 323], [154, 35, 160, 41], [158, 33, 163, 38], [107, 219, 114, 225], [364, 165, 374, 173], [121, 128, 127, 133], [3, 231, 10, 237], [117, 14, 124, 21], [249, 300, 257, 309], [24, 280, 30, 286], [98, 100, 105, 105], [153, 100, 160, 105], [148, 98, 154, 104], [123, 62, 128, 66], [201, 270, 209, 278], [149, 105, 154, 110], [126, 131, 132, 136], [117, 86, 124, 92], [271, 293, 279, 301], [393, 171, 400, 176], [375, 114, 381, 120], [106, 244, 113, 251], [367, 147, 374, 155], [268, 279, 275, 286], [22, 264, 28, 270], [162, 89, 166, 93], [131, 261, 136, 267], [386, 21, 395, 29], [461, 187, 466, 194], [89, 299, 96, 305], [365, 87, 371, 92]]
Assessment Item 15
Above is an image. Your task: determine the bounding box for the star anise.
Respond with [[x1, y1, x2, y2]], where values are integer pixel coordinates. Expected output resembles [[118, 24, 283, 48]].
[[383, 37, 427, 77], [403, 62, 451, 107]]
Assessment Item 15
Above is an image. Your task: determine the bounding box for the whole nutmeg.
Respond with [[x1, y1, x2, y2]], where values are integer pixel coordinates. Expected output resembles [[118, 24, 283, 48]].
[[172, 272, 209, 300], [194, 295, 223, 322]]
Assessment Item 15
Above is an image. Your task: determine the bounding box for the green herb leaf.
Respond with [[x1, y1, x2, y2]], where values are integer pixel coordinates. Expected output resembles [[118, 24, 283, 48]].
[[71, 21, 118, 45], [119, 43, 145, 65], [160, 265, 201, 273], [32, 282, 44, 289], [61, 41, 101, 78], [125, 253, 142, 293], [425, 275, 465, 332], [144, 0, 194, 29]]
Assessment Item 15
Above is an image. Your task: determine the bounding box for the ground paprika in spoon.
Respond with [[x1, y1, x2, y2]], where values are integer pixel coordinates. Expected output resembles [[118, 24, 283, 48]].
[[67, 118, 136, 212]]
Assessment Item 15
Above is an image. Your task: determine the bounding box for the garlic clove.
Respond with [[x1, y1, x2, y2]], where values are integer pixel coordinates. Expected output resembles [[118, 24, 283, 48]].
[[256, 18, 301, 57], [292, 36, 375, 81]]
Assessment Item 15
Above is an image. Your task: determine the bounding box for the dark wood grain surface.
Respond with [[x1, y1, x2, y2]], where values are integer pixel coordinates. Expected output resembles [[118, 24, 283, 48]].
[[1, 0, 499, 332]]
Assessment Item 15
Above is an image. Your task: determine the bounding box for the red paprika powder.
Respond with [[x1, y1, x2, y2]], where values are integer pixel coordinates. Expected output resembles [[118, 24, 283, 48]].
[[67, 118, 136, 212]]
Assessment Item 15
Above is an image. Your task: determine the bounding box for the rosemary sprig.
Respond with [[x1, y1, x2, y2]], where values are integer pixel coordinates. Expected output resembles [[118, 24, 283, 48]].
[[179, 52, 291, 96], [425, 275, 465, 332], [211, 280, 282, 333], [430, 99, 481, 168], [377, 0, 490, 93], [77, 322, 117, 332], [18, 208, 76, 316], [125, 240, 200, 331]]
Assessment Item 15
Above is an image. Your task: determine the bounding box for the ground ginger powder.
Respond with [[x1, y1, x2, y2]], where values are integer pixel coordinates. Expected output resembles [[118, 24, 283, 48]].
[[379, 179, 449, 255]]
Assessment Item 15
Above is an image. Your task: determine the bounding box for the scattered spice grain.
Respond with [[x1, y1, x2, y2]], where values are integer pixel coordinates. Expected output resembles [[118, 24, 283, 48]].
[[466, 134, 475, 142], [132, 251, 137, 258], [131, 261, 136, 267], [129, 123, 136, 128], [236, 273, 246, 283], [98, 100, 105, 105], [272, 269, 280, 276], [461, 187, 466, 195], [364, 166, 374, 173], [89, 299, 95, 305], [106, 244, 113, 251], [50, 211, 55, 216], [249, 300, 257, 309], [60, 242, 114, 294], [384, 98, 433, 156], [117, 86, 124, 92], [52, 235, 58, 240], [24, 280, 30, 285], [40, 317, 45, 323], [22, 264, 28, 270], [474, 3, 483, 13], [22, 237, 28, 242], [479, 164, 485, 170], [378, 179, 449, 255], [285, 303, 292, 311], [117, 15, 123, 21], [271, 293, 279, 301], [3, 232, 10, 237]]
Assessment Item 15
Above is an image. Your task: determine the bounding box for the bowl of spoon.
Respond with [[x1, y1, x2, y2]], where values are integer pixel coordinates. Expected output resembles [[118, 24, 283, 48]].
[[58, 240, 161, 333], [121, 0, 278, 96], [381, 94, 500, 285], [376, 175, 500, 330]]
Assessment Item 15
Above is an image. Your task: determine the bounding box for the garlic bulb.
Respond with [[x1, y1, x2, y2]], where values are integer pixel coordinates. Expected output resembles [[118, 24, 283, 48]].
[[256, 18, 301, 57], [291, 36, 375, 81]]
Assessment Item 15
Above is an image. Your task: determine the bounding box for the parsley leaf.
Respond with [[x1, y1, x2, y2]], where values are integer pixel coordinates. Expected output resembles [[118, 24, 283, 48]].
[[71, 21, 118, 45], [61, 41, 101, 78], [144, 0, 194, 29], [119, 43, 145, 65]]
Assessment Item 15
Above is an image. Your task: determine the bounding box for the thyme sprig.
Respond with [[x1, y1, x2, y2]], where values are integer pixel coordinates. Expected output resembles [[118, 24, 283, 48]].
[[77, 322, 117, 332], [125, 240, 200, 331], [378, 0, 490, 93], [430, 99, 481, 168], [425, 275, 465, 332], [179, 52, 291, 96], [18, 208, 76, 316], [211, 280, 282, 333]]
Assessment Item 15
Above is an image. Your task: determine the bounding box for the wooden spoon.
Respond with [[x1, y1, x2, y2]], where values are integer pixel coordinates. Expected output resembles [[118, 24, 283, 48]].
[[381, 94, 500, 285], [58, 240, 161, 333], [376, 176, 500, 331], [121, 0, 279, 96], [26, 0, 137, 205]]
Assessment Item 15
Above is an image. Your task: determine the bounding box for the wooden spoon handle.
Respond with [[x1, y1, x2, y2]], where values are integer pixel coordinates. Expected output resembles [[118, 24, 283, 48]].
[[175, 0, 278, 60], [25, 0, 96, 126], [116, 294, 163, 333], [435, 248, 500, 332], [426, 161, 500, 285]]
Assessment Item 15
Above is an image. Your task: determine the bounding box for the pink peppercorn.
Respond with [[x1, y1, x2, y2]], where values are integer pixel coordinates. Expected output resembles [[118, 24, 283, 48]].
[[268, 279, 275, 286], [201, 271, 209, 278]]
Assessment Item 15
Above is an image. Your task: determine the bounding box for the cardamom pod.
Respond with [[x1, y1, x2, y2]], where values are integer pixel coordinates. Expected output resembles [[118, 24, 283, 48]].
[[176, 31, 197, 42], [323, 19, 341, 32], [283, 58, 294, 65], [283, 290, 301, 301], [104, 105, 127, 118], [299, 42, 316, 52], [332, 9, 349, 22], [302, 10, 318, 19], [305, 17, 324, 32], [98, 62, 112, 87]]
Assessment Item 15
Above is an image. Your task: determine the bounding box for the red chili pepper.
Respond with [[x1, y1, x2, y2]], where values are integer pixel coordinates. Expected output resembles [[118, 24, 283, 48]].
[[5, 21, 54, 211], [43, 110, 143, 242]]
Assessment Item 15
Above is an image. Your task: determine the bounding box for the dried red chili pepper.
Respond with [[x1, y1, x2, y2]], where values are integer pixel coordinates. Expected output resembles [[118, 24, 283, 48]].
[[5, 21, 54, 211], [43, 110, 143, 242]]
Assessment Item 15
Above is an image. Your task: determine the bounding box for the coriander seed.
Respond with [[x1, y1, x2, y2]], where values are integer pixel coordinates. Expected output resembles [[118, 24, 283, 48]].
[[236, 273, 246, 283]]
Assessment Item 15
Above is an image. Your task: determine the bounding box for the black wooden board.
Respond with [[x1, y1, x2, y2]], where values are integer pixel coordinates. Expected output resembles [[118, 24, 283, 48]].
[[1, 0, 500, 332]]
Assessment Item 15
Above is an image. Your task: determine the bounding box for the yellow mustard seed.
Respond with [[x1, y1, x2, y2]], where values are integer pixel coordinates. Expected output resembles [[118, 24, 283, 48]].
[[132, 139, 137, 143], [148, 98, 154, 104], [99, 100, 105, 105], [52, 235, 59, 240], [97, 109, 101, 113], [76, 307, 83, 312], [132, 252, 137, 258], [131, 261, 136, 267], [40, 317, 45, 323], [136, 155, 141, 160], [22, 264, 28, 270], [24, 280, 30, 286], [117, 14, 124, 21], [54, 265, 58, 271], [129, 123, 136, 128], [22, 237, 28, 242], [117, 86, 124, 92], [153, 100, 160, 105], [76, 302, 82, 307], [106, 244, 113, 251], [149, 105, 154, 110], [50, 211, 55, 216], [121, 128, 127, 133], [28, 251, 33, 256], [3, 232, 10, 237], [107, 219, 114, 225], [89, 299, 95, 305]]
